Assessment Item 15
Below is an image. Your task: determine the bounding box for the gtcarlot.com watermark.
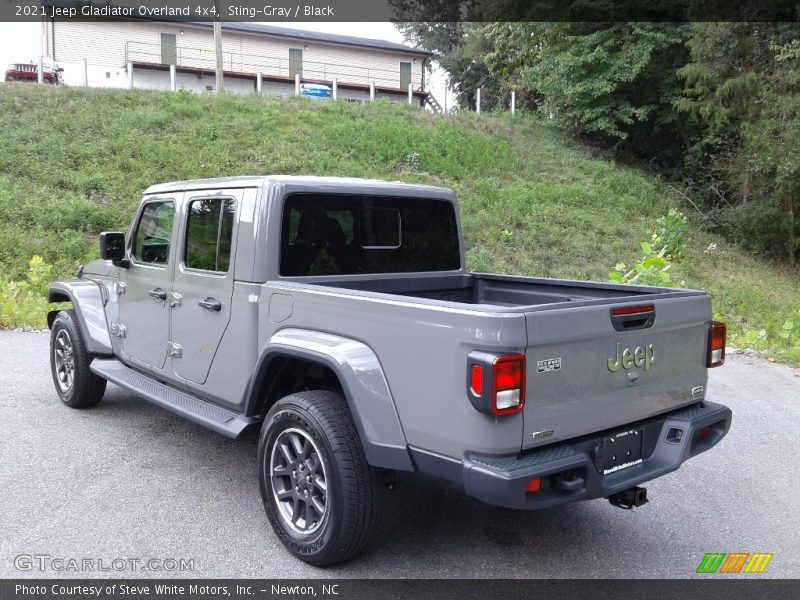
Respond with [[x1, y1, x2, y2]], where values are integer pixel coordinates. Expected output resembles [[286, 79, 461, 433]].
[[14, 554, 195, 573]]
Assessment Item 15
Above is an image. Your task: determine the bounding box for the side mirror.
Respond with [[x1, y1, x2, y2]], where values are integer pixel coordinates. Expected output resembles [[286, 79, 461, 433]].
[[99, 232, 129, 267], [56, 67, 64, 72]]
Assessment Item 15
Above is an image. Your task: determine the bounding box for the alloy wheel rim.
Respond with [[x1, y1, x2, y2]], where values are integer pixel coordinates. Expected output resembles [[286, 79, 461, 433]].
[[53, 329, 75, 393], [270, 427, 329, 535]]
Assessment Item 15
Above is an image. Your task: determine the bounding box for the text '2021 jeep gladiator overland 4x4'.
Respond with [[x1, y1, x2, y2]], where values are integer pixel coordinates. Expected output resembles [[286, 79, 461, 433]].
[[47, 176, 732, 566]]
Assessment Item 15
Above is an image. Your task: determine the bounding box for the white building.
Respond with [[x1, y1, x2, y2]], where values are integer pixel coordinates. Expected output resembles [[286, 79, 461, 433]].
[[40, 19, 439, 108]]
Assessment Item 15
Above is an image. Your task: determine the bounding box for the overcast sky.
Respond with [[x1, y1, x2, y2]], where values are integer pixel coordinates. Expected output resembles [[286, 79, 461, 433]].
[[0, 21, 449, 106]]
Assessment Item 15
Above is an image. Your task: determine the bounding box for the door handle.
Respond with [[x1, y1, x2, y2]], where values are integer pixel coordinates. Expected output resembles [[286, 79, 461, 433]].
[[198, 297, 222, 312], [148, 288, 167, 302]]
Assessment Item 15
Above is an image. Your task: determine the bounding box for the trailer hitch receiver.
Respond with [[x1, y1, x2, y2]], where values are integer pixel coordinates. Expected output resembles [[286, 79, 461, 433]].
[[608, 486, 648, 509]]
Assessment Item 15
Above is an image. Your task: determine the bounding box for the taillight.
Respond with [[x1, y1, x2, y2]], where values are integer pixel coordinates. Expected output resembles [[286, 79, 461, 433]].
[[467, 351, 526, 416], [492, 354, 525, 415], [707, 321, 726, 368]]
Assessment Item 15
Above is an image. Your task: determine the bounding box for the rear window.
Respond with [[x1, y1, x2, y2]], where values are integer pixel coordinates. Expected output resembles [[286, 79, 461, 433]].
[[280, 193, 461, 276]]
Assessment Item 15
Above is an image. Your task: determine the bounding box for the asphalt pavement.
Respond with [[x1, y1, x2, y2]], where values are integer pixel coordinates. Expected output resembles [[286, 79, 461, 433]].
[[1, 330, 798, 578]]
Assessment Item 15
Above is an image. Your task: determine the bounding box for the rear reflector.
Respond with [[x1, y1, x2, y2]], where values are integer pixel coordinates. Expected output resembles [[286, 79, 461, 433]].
[[707, 321, 726, 368], [525, 477, 542, 493], [696, 426, 713, 440], [470, 364, 483, 396]]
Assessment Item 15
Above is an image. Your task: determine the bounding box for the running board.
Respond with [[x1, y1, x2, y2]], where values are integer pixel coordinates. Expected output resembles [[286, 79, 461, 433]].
[[90, 358, 258, 438]]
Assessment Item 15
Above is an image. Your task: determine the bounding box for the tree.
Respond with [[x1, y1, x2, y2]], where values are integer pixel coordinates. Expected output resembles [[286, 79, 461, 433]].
[[741, 40, 800, 264], [391, 1, 507, 110], [677, 23, 800, 264]]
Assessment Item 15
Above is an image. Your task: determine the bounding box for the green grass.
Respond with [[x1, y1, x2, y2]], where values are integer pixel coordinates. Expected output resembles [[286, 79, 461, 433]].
[[1, 84, 798, 363]]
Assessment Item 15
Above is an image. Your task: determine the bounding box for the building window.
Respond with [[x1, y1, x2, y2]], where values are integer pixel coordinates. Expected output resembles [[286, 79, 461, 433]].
[[160, 33, 177, 66], [400, 61, 412, 90], [289, 48, 303, 79]]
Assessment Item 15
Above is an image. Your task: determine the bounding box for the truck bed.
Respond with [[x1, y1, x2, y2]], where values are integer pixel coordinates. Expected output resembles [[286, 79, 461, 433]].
[[279, 271, 711, 453], [314, 272, 703, 310]]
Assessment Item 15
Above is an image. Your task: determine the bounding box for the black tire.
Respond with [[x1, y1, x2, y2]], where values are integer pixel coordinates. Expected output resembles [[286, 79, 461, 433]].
[[49, 310, 106, 408], [257, 390, 381, 566]]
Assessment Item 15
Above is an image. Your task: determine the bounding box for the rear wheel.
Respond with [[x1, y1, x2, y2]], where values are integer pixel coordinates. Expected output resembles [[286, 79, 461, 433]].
[[49, 310, 106, 408], [257, 390, 381, 566]]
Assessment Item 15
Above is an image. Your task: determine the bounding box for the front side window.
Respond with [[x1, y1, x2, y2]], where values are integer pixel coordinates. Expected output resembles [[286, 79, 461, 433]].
[[133, 201, 175, 265], [184, 198, 235, 272]]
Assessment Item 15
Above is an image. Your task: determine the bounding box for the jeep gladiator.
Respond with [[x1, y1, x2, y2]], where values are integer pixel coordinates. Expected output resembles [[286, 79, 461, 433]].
[[47, 176, 732, 566]]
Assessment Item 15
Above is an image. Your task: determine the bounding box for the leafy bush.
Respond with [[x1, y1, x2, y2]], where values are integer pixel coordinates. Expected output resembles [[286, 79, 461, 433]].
[[610, 210, 688, 287], [733, 308, 800, 363], [609, 242, 681, 287], [0, 256, 64, 329], [776, 309, 800, 362], [652, 208, 688, 260]]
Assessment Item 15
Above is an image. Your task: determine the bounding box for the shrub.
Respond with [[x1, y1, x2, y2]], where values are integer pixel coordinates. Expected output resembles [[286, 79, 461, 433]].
[[0, 256, 64, 329], [652, 208, 688, 261], [711, 200, 794, 260], [609, 242, 682, 287]]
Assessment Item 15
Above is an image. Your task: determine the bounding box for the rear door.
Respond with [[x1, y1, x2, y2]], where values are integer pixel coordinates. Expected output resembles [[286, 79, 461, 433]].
[[169, 190, 240, 384], [521, 294, 711, 450]]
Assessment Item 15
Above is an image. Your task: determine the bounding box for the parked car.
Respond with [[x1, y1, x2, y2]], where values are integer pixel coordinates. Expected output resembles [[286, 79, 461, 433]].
[[47, 176, 732, 566], [4, 57, 63, 84], [299, 83, 332, 100]]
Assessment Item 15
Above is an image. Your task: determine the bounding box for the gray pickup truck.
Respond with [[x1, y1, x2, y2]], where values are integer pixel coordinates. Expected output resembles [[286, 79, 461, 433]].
[[47, 176, 731, 566]]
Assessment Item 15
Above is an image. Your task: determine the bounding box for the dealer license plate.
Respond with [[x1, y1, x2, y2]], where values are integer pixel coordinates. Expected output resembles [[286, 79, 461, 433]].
[[599, 429, 643, 475]]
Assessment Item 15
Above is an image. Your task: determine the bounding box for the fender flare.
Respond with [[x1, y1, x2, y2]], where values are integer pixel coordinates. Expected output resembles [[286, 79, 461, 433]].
[[47, 280, 113, 355], [249, 328, 414, 472]]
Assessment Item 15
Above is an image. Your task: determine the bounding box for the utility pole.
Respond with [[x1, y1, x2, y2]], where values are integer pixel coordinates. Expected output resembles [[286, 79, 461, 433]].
[[214, 2, 223, 95]]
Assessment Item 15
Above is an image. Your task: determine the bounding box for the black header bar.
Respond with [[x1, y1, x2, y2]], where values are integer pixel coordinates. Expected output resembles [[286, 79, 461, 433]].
[[2, 0, 799, 23]]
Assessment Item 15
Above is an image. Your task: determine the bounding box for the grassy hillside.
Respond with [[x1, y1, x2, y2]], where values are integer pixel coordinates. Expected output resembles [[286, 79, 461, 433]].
[[1, 84, 798, 364]]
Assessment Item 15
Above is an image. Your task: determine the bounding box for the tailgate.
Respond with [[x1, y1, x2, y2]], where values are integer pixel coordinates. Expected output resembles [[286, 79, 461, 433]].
[[522, 294, 710, 450]]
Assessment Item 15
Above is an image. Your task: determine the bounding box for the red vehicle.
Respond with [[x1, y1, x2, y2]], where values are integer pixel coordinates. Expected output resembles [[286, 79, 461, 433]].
[[4, 58, 63, 85]]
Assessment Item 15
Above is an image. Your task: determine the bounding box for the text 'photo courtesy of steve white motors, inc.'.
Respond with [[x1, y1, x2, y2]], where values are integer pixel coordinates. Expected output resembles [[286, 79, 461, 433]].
[[13, 582, 345, 598]]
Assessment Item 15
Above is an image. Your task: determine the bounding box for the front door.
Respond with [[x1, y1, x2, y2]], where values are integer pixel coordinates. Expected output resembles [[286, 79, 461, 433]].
[[169, 192, 239, 385], [118, 197, 178, 370]]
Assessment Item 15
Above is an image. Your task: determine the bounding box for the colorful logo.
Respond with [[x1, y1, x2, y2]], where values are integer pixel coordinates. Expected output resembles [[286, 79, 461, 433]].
[[696, 552, 773, 574]]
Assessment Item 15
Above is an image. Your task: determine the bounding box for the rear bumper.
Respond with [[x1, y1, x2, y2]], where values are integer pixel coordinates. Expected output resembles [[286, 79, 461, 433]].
[[461, 401, 732, 509]]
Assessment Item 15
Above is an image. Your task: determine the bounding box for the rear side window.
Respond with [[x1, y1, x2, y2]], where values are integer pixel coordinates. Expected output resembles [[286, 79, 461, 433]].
[[280, 193, 461, 276], [133, 201, 175, 265], [184, 198, 235, 272]]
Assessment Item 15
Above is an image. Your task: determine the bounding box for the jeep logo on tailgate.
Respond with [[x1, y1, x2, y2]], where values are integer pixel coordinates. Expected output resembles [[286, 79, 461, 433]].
[[607, 342, 655, 372]]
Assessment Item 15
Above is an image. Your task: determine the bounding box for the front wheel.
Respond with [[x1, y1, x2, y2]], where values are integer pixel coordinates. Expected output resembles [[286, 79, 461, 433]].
[[49, 310, 106, 408], [257, 390, 381, 566]]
